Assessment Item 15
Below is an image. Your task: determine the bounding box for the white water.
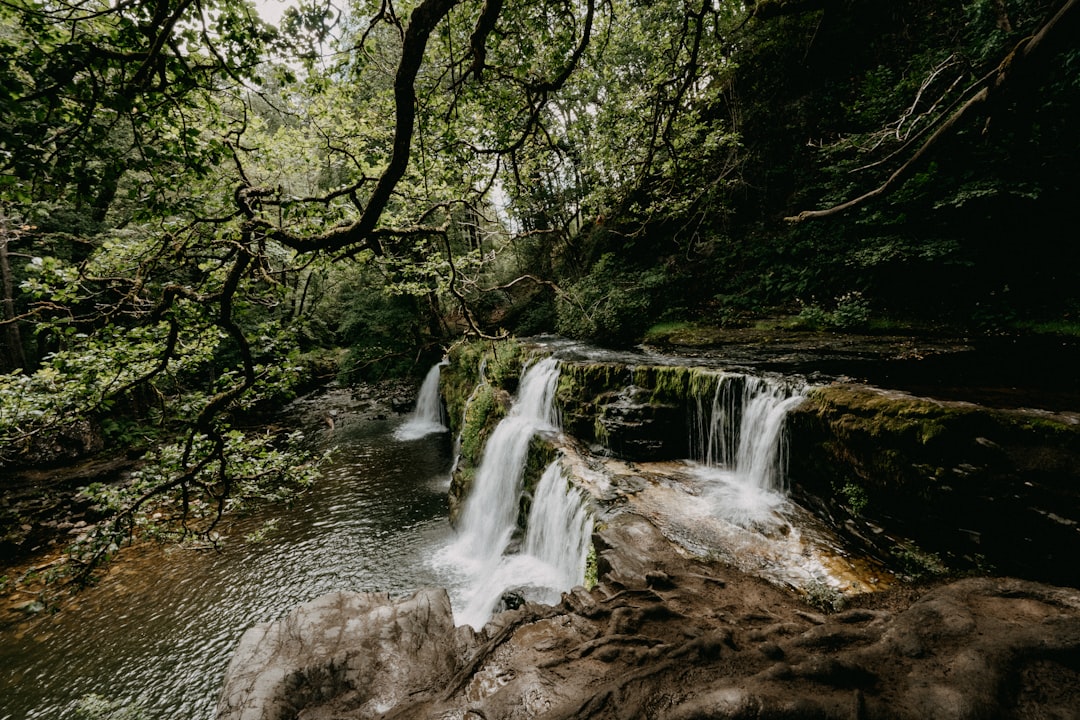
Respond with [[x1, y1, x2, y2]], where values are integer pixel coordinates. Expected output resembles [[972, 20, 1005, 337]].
[[691, 374, 806, 527], [435, 356, 593, 629], [394, 360, 449, 440], [454, 463, 594, 628], [522, 462, 594, 594]]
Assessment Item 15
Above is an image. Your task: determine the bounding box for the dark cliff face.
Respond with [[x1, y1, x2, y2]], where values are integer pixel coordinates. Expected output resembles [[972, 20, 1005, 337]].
[[787, 384, 1080, 587]]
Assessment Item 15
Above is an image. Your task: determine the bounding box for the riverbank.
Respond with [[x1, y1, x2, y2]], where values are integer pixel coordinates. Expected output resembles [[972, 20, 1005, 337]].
[[0, 377, 420, 624], [217, 511, 1080, 719], [0, 382, 456, 719]]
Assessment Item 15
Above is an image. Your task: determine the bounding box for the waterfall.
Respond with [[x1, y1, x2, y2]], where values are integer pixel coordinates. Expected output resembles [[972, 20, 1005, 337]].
[[394, 360, 449, 441], [453, 461, 593, 629], [436, 356, 593, 628], [522, 462, 594, 592], [449, 356, 560, 565], [690, 373, 805, 525]]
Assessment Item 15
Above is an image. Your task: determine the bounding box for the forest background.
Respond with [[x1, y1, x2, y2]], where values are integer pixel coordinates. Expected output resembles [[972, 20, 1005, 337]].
[[2, 0, 1077, 581]]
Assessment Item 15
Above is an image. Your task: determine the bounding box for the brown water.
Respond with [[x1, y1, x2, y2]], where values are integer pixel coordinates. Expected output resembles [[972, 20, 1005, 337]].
[[0, 389, 455, 720]]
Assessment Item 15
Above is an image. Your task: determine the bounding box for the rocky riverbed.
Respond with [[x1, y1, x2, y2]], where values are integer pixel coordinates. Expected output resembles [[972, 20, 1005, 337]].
[[217, 512, 1080, 720]]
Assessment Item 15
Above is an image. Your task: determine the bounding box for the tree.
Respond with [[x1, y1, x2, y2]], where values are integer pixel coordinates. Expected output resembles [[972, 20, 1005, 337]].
[[785, 0, 1080, 222], [0, 0, 603, 582]]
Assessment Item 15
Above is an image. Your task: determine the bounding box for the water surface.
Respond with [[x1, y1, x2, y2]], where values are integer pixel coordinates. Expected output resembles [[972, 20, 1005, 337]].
[[0, 388, 455, 720]]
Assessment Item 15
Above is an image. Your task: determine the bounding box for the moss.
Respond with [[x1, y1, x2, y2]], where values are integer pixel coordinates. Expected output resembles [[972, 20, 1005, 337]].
[[558, 363, 628, 400], [458, 384, 499, 469], [559, 362, 718, 411], [631, 365, 694, 405], [443, 338, 527, 435], [557, 363, 630, 444], [803, 580, 847, 614], [891, 542, 949, 581], [486, 338, 525, 390], [833, 481, 869, 515], [802, 385, 1080, 458], [790, 382, 1080, 585], [642, 321, 731, 347], [519, 438, 560, 530], [443, 337, 562, 524], [688, 368, 722, 398], [583, 543, 598, 590]]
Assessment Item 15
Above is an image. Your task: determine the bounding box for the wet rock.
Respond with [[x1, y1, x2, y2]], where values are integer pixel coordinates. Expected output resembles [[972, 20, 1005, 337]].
[[593, 386, 688, 461], [499, 590, 526, 611], [9, 418, 105, 468], [215, 588, 468, 720], [788, 383, 1080, 587], [217, 518, 1080, 720]]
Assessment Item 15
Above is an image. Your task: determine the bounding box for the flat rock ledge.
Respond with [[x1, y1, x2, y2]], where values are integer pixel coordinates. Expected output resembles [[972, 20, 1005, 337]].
[[217, 515, 1080, 720]]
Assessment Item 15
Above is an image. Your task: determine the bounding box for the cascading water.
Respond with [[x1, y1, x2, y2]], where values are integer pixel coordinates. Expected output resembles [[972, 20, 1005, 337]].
[[690, 373, 806, 526], [394, 360, 450, 440], [452, 356, 561, 563], [522, 462, 594, 594], [453, 462, 593, 629], [435, 356, 592, 629]]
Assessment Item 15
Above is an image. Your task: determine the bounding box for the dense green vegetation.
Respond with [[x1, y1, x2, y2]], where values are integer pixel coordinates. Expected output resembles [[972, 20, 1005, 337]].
[[2, 0, 1077, 579]]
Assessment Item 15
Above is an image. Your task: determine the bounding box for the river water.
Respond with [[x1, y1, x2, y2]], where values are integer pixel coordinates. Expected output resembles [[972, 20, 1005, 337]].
[[0, 387, 457, 720], [0, 349, 890, 719]]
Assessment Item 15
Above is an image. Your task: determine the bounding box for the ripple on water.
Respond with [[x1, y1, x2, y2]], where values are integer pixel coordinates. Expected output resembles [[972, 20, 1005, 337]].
[[0, 408, 457, 720]]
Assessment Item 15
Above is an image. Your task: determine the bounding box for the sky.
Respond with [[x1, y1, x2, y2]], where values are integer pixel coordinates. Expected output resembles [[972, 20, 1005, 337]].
[[253, 0, 298, 26]]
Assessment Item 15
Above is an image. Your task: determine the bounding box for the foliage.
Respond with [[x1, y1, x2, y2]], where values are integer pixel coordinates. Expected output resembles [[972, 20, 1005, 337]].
[[555, 253, 674, 345], [583, 541, 598, 590], [793, 292, 872, 331], [335, 271, 428, 383], [2, 0, 1078, 584], [892, 542, 950, 581], [834, 481, 870, 516], [803, 579, 847, 614]]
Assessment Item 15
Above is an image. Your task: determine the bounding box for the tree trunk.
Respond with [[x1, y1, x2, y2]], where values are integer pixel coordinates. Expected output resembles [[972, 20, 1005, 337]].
[[786, 0, 1079, 222], [0, 226, 28, 372]]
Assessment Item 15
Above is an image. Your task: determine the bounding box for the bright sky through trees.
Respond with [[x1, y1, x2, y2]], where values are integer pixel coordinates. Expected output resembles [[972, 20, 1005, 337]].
[[254, 0, 298, 25]]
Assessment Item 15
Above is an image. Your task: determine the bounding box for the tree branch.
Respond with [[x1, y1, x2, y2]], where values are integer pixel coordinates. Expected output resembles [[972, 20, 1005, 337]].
[[786, 0, 1080, 223]]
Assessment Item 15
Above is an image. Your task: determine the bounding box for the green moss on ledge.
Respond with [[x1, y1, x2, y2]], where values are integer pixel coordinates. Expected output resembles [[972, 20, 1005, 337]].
[[788, 383, 1080, 586]]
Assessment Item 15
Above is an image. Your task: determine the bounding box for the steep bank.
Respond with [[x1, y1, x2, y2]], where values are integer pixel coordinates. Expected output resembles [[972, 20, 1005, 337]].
[[789, 384, 1080, 587]]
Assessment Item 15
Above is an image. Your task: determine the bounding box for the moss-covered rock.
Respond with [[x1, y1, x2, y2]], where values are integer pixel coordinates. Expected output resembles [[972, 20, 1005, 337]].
[[441, 338, 565, 523], [788, 384, 1080, 586], [556, 362, 721, 460], [441, 341, 522, 522], [519, 435, 560, 530]]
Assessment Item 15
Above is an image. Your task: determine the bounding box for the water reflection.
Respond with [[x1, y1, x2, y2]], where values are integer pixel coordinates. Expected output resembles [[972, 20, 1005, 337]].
[[0, 388, 455, 720]]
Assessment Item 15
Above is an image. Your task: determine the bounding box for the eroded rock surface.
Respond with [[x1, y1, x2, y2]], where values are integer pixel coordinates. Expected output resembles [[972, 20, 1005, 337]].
[[215, 588, 471, 720], [217, 514, 1080, 720]]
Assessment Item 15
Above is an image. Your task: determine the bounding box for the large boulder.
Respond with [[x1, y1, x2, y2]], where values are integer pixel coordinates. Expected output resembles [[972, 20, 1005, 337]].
[[215, 588, 471, 720], [788, 383, 1080, 586]]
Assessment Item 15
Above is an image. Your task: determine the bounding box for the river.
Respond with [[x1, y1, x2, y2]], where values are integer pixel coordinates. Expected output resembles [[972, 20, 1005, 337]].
[[0, 387, 457, 720], [0, 346, 894, 719]]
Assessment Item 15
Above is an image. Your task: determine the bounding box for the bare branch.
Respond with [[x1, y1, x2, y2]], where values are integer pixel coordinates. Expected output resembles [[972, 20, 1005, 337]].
[[786, 0, 1080, 223]]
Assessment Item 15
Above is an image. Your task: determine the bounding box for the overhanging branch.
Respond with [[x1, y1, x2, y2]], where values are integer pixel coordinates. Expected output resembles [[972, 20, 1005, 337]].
[[786, 0, 1079, 223]]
